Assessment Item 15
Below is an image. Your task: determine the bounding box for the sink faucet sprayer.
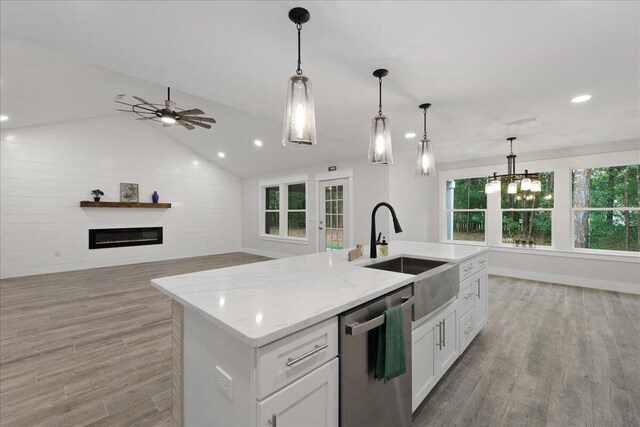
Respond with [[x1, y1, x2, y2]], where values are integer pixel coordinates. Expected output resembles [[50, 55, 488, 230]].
[[370, 202, 403, 259]]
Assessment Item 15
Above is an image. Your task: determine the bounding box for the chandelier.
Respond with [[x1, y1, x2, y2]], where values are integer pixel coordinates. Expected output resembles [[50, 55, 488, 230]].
[[485, 137, 541, 194]]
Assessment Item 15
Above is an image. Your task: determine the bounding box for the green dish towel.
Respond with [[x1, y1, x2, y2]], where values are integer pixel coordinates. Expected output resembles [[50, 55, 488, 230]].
[[375, 305, 406, 382]]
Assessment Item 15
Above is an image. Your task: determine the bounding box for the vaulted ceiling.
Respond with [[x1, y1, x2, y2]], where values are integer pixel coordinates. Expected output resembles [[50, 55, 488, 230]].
[[1, 1, 638, 177]]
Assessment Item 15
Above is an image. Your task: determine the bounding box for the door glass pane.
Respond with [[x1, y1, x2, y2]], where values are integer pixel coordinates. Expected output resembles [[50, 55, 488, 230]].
[[265, 187, 279, 210], [265, 212, 279, 235], [502, 211, 551, 246], [288, 183, 306, 210], [287, 212, 306, 238], [337, 200, 343, 214]]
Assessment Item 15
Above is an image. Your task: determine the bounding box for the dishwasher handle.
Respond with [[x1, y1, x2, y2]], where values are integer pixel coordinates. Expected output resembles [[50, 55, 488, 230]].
[[345, 296, 414, 336]]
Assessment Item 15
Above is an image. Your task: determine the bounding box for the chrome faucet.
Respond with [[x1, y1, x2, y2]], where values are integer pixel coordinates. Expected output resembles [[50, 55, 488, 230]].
[[370, 202, 403, 259]]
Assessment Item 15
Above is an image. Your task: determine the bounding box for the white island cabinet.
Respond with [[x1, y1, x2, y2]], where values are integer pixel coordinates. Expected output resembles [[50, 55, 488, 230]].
[[151, 241, 488, 427]]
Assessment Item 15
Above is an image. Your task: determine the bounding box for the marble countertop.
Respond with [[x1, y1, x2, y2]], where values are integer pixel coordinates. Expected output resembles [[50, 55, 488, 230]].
[[151, 241, 488, 347]]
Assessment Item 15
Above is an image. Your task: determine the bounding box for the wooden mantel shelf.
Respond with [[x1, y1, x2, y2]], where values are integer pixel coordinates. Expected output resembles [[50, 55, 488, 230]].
[[80, 201, 172, 208]]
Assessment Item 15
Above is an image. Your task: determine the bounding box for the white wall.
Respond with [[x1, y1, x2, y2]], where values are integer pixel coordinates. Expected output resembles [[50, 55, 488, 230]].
[[1, 115, 242, 278], [431, 141, 640, 294]]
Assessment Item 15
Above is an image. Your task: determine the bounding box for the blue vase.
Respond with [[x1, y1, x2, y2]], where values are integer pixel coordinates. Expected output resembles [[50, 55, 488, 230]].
[[152, 191, 159, 203]]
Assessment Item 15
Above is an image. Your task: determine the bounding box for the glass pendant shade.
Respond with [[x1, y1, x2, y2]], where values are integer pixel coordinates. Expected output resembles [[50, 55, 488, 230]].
[[485, 182, 493, 194], [416, 138, 435, 176], [531, 179, 542, 192], [520, 177, 532, 191], [491, 179, 501, 193], [507, 181, 518, 194], [369, 115, 393, 164], [282, 75, 316, 148]]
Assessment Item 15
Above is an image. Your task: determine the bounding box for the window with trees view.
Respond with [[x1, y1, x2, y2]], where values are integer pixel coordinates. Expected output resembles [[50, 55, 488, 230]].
[[445, 178, 487, 242], [573, 165, 639, 252], [261, 178, 307, 241], [501, 172, 553, 246]]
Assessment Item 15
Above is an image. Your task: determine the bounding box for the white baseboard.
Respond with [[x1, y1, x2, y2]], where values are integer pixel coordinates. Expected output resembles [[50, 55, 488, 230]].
[[489, 266, 640, 295], [241, 247, 292, 259]]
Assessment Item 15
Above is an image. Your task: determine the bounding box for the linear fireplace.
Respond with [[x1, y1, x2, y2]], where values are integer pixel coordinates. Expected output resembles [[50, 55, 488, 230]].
[[89, 227, 163, 249]]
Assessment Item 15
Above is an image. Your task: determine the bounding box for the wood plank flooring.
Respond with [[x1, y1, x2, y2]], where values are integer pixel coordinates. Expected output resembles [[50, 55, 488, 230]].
[[0, 253, 268, 427], [1, 257, 639, 426], [413, 276, 640, 427]]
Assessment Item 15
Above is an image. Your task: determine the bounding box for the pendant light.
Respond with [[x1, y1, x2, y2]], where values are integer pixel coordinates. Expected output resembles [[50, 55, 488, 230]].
[[369, 69, 393, 164], [282, 7, 316, 148], [485, 137, 541, 194], [416, 103, 435, 176]]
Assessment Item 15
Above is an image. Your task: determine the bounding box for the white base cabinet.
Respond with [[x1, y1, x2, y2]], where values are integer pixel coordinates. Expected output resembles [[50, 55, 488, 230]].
[[412, 252, 489, 412], [411, 299, 458, 412], [257, 358, 338, 427]]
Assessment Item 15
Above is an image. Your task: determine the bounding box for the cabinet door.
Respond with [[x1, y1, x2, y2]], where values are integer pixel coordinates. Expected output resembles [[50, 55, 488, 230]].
[[411, 319, 438, 412], [436, 304, 458, 374], [257, 358, 338, 427], [474, 273, 489, 330]]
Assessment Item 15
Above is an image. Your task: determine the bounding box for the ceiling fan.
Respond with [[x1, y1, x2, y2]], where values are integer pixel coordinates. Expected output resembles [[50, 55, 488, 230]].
[[114, 87, 216, 130]]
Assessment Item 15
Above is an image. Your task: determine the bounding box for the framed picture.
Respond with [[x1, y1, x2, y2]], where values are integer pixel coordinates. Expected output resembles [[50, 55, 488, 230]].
[[120, 183, 139, 202]]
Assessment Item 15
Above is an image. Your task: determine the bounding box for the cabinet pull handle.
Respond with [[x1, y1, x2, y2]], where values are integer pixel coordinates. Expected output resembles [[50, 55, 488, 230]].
[[436, 321, 442, 349], [442, 318, 446, 347], [477, 278, 481, 298], [286, 344, 328, 367], [268, 413, 277, 427]]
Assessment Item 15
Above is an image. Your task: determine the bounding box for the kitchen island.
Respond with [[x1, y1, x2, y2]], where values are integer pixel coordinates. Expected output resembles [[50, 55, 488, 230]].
[[151, 241, 489, 427]]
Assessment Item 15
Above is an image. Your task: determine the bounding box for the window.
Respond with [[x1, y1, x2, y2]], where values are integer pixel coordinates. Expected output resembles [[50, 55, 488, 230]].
[[572, 165, 639, 252], [501, 172, 553, 246], [260, 176, 308, 242], [445, 177, 487, 242]]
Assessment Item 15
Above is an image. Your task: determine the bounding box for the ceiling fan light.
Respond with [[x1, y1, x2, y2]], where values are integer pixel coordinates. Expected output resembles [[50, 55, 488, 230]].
[[521, 177, 532, 191], [416, 138, 435, 176], [161, 115, 176, 124], [282, 75, 316, 148], [531, 179, 542, 192], [369, 115, 393, 164], [507, 182, 518, 194]]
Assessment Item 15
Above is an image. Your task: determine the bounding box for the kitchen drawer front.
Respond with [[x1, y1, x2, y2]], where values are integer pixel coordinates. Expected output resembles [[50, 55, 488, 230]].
[[459, 259, 475, 280], [458, 276, 475, 316], [256, 317, 338, 400], [459, 308, 475, 353], [475, 253, 488, 272]]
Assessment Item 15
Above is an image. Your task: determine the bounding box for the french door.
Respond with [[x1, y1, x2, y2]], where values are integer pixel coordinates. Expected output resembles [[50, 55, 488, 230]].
[[318, 178, 350, 252]]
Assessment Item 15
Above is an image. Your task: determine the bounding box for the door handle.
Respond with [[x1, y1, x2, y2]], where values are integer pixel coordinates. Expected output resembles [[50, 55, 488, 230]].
[[346, 296, 414, 336], [442, 318, 446, 348], [268, 413, 277, 427]]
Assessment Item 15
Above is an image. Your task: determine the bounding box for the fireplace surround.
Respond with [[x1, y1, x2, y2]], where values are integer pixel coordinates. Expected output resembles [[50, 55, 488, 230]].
[[89, 227, 163, 249]]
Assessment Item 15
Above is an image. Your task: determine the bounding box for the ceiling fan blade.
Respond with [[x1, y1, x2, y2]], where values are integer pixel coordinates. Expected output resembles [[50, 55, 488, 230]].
[[165, 100, 176, 113], [180, 117, 212, 129], [188, 116, 216, 124], [178, 121, 195, 130], [116, 109, 133, 112], [136, 117, 155, 120], [178, 108, 205, 116], [133, 96, 158, 111]]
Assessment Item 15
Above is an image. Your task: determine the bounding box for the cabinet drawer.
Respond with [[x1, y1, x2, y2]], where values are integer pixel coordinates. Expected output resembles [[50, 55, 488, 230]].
[[459, 308, 475, 353], [256, 317, 338, 399], [459, 259, 475, 280], [459, 276, 475, 316], [475, 253, 488, 272]]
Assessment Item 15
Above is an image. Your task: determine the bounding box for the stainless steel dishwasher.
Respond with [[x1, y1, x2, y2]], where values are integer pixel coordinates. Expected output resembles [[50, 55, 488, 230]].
[[339, 286, 414, 427]]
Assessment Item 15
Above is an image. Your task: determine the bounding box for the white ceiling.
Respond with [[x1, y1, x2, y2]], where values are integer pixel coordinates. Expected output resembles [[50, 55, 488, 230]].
[[1, 1, 638, 177]]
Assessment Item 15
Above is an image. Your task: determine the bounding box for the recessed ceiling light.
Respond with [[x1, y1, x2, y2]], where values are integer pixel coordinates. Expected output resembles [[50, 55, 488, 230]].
[[254, 139, 263, 147], [0, 115, 8, 122], [192, 160, 199, 166], [218, 152, 225, 158], [571, 94, 591, 103], [405, 132, 416, 139]]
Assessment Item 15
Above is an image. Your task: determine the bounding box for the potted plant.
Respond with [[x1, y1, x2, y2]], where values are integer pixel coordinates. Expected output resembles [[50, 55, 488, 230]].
[[91, 189, 104, 202]]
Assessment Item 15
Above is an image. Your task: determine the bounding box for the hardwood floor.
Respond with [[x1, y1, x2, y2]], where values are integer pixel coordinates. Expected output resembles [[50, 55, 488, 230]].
[[0, 253, 269, 427], [1, 258, 639, 426], [413, 276, 640, 427]]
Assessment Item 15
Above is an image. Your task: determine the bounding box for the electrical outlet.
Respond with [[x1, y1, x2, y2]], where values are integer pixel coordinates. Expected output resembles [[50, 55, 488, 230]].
[[216, 366, 232, 399]]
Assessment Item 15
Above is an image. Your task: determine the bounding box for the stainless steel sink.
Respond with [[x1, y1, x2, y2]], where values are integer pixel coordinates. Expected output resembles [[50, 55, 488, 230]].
[[364, 256, 459, 321]]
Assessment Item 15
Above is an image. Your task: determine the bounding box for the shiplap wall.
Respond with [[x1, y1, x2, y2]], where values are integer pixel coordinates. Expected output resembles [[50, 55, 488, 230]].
[[0, 115, 241, 278]]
